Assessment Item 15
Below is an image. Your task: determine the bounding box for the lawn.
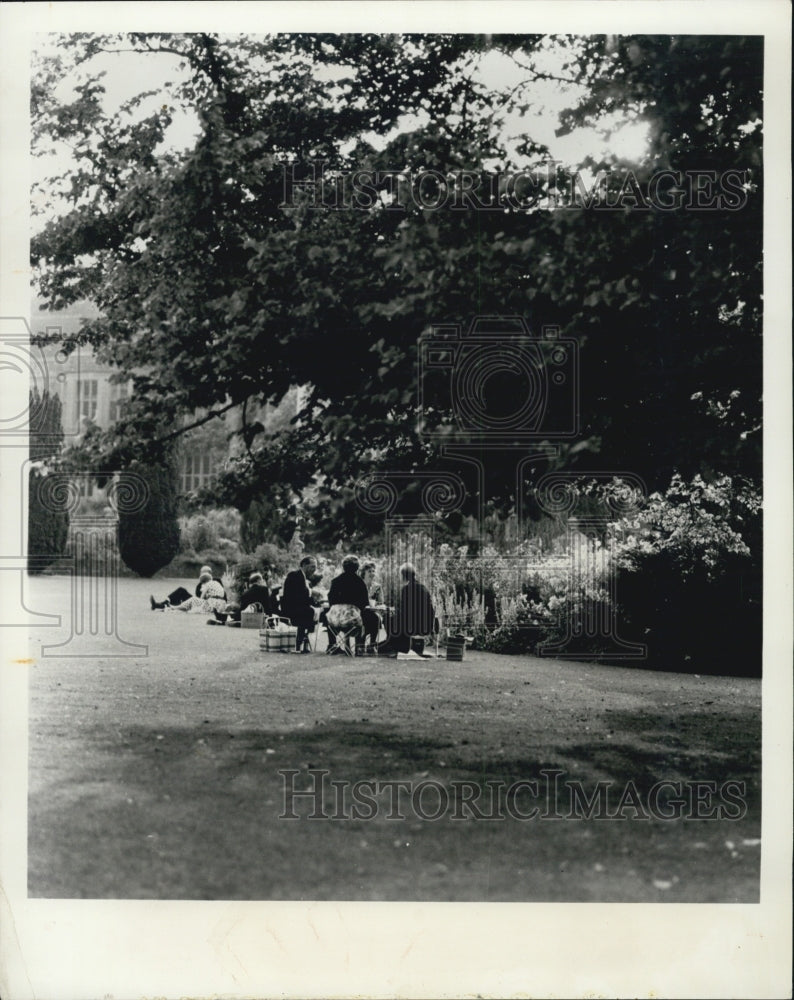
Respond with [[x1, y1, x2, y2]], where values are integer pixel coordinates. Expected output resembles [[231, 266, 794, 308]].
[[26, 576, 761, 901]]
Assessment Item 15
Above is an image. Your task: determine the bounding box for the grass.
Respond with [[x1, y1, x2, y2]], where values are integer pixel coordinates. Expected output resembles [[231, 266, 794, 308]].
[[27, 576, 761, 901]]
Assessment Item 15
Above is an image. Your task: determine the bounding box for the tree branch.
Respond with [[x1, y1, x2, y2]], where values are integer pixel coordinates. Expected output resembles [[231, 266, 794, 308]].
[[151, 399, 242, 448], [89, 44, 199, 66]]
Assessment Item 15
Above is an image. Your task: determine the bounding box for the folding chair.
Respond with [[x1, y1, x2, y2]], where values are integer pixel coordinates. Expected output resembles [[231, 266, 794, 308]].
[[325, 604, 364, 657], [326, 624, 361, 656]]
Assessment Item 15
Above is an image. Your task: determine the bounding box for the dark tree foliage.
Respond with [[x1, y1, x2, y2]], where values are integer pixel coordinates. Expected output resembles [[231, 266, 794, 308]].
[[541, 35, 762, 486], [240, 495, 296, 551], [28, 389, 69, 572], [117, 455, 181, 577], [32, 34, 762, 530]]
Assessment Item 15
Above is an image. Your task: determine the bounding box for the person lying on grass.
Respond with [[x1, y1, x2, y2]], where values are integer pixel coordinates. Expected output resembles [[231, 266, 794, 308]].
[[150, 565, 226, 610], [164, 572, 227, 614]]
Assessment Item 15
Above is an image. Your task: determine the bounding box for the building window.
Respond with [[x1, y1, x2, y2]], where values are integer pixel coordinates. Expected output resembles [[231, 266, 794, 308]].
[[76, 379, 98, 422], [109, 381, 129, 423], [182, 452, 214, 493]]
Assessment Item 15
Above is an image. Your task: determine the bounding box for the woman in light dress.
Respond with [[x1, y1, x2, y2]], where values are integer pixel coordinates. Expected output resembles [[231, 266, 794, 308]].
[[150, 565, 225, 610], [168, 572, 227, 614]]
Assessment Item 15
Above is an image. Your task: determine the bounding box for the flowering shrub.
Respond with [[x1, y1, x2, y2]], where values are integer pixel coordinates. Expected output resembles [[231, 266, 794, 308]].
[[381, 476, 761, 673], [474, 595, 547, 654], [608, 474, 761, 673], [609, 474, 759, 580], [435, 586, 487, 636]]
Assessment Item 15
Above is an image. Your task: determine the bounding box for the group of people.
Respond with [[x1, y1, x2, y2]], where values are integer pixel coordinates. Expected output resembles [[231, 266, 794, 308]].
[[282, 554, 436, 657], [282, 554, 380, 654], [150, 567, 273, 626], [150, 555, 436, 657]]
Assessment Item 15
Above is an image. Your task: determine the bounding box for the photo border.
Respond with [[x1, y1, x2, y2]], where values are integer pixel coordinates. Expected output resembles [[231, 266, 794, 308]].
[[1, 3, 791, 998]]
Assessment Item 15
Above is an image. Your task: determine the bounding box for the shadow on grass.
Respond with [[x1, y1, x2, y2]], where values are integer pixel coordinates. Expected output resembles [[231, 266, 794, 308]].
[[78, 709, 762, 813], [29, 715, 762, 901], [548, 710, 761, 807]]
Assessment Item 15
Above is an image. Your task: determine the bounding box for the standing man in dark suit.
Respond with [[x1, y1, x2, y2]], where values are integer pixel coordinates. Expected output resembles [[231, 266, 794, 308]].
[[281, 556, 317, 653]]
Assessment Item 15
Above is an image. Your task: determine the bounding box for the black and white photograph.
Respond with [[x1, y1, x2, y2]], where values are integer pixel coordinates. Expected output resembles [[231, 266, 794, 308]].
[[0, 2, 791, 998]]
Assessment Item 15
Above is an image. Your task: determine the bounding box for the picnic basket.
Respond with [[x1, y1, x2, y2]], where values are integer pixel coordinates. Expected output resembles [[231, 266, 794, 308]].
[[260, 615, 298, 652], [240, 602, 266, 629]]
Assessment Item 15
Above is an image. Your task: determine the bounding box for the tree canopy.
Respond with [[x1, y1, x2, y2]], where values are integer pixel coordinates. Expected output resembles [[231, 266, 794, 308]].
[[32, 33, 763, 530]]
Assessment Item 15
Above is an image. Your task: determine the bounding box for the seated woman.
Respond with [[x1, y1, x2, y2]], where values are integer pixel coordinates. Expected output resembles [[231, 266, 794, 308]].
[[150, 565, 226, 610], [327, 555, 377, 655], [168, 572, 227, 614], [308, 572, 327, 608]]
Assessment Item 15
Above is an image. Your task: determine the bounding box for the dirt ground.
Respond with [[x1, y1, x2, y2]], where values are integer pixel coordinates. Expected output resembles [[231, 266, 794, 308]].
[[26, 576, 761, 901]]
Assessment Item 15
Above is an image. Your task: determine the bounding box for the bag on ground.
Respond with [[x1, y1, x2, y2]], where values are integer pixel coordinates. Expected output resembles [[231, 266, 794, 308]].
[[241, 602, 266, 629], [446, 633, 466, 661]]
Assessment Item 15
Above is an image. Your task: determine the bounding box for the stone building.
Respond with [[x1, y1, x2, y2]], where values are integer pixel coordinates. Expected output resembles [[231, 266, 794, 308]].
[[32, 301, 302, 499]]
